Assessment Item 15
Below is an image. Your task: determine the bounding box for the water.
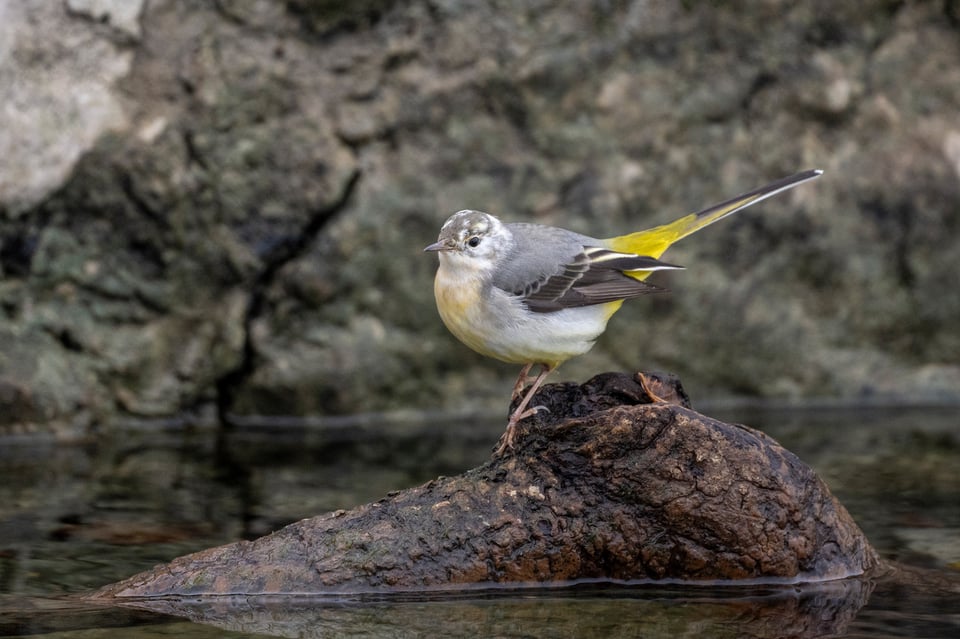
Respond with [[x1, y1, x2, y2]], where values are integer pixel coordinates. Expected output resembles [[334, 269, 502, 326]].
[[0, 404, 957, 637]]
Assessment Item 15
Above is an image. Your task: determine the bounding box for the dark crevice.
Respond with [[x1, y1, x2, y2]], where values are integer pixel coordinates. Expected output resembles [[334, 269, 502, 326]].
[[285, 0, 402, 40], [49, 327, 85, 353], [182, 129, 210, 170], [891, 205, 915, 289], [120, 171, 167, 228], [947, 0, 960, 28], [741, 70, 778, 114], [214, 168, 362, 428], [862, 198, 915, 288], [0, 228, 39, 277]]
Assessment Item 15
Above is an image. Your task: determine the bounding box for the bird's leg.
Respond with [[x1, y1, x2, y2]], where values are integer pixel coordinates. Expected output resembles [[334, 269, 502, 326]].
[[495, 363, 553, 455], [510, 362, 535, 401]]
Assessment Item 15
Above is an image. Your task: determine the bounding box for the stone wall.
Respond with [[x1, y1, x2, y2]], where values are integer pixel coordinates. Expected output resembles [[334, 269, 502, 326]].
[[1, 1, 958, 433]]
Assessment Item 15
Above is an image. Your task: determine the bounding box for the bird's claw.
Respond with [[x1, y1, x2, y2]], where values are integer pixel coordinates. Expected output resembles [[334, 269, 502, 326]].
[[493, 405, 551, 456]]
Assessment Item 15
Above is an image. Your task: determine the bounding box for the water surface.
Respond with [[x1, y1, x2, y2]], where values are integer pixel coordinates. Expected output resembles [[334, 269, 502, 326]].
[[1, 404, 957, 637]]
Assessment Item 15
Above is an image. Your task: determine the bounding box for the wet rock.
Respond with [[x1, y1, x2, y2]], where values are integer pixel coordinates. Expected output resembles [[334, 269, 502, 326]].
[[92, 373, 877, 597]]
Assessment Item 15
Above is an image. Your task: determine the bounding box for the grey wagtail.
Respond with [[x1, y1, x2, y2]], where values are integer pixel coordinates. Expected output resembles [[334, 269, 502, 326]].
[[425, 169, 823, 454]]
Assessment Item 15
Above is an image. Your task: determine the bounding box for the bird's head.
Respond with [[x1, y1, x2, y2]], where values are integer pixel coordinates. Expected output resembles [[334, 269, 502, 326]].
[[424, 210, 512, 273]]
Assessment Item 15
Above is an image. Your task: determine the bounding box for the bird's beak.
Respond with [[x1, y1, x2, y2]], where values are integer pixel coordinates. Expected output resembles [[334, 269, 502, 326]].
[[423, 241, 451, 252]]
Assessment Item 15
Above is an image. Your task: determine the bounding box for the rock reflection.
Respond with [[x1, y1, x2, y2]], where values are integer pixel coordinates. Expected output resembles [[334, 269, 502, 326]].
[[121, 577, 874, 639]]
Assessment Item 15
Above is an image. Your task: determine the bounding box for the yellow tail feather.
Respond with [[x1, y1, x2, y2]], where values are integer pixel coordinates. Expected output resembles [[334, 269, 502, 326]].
[[604, 170, 822, 275]]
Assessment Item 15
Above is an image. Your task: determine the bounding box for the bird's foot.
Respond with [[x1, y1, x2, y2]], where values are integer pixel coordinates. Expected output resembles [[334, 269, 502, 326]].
[[493, 405, 549, 456], [637, 372, 669, 403]]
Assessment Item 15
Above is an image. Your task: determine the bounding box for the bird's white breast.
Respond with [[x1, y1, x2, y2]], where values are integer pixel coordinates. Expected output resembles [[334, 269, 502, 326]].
[[434, 253, 616, 366]]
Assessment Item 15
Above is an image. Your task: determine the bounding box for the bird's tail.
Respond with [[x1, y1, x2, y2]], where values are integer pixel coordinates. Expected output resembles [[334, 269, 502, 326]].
[[605, 169, 823, 260]]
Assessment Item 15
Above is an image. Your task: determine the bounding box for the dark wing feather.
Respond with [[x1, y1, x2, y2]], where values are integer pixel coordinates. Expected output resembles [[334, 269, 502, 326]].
[[519, 247, 681, 313]]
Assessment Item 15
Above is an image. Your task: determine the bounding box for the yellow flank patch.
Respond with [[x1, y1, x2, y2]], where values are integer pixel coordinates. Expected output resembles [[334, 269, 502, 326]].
[[622, 269, 653, 282], [602, 299, 624, 320]]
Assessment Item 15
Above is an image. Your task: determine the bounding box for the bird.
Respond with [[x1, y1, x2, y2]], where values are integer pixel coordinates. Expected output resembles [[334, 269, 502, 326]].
[[424, 169, 823, 454]]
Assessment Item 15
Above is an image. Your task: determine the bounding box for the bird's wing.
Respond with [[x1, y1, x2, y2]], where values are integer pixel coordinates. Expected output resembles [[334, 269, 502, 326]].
[[511, 246, 682, 313]]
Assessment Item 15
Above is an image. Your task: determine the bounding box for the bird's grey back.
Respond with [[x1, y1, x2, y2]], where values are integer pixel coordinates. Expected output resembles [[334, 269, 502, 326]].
[[491, 223, 599, 294]]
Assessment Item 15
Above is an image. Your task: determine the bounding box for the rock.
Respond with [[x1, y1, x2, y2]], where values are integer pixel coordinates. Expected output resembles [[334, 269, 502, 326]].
[[0, 2, 134, 215], [91, 372, 877, 598], [66, 0, 145, 41]]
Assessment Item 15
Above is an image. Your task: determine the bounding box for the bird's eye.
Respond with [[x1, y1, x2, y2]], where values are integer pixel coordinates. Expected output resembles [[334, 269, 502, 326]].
[[467, 236, 481, 248]]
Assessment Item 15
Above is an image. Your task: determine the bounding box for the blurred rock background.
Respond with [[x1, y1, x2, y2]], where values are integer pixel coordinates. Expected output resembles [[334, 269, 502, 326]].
[[0, 0, 958, 435]]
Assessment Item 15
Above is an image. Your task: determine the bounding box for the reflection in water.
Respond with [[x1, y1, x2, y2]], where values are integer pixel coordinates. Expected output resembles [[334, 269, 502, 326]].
[[116, 579, 877, 639], [0, 406, 958, 637], [0, 595, 180, 637]]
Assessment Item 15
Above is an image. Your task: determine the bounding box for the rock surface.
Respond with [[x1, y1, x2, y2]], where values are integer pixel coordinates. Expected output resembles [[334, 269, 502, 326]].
[[2, 2, 960, 433], [91, 373, 878, 598]]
